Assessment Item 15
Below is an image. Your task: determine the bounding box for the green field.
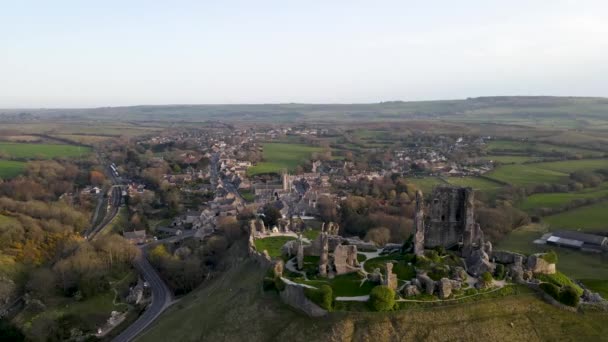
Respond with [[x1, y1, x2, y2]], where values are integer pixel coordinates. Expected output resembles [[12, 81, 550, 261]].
[[533, 158, 608, 173], [543, 201, 608, 232], [483, 155, 538, 164], [487, 158, 608, 186], [445, 176, 503, 191], [248, 143, 322, 176], [407, 177, 446, 194], [486, 164, 567, 186], [0, 142, 92, 159], [518, 183, 608, 211], [253, 236, 296, 257], [0, 160, 27, 179], [496, 224, 608, 280], [487, 140, 603, 157]]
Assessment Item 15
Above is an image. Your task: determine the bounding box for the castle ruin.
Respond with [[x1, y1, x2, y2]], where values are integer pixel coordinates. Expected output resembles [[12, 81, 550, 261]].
[[414, 186, 482, 256]]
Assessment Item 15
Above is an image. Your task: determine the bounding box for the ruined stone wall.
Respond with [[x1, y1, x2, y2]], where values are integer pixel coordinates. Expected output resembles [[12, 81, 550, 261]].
[[424, 187, 473, 249], [279, 283, 328, 317]]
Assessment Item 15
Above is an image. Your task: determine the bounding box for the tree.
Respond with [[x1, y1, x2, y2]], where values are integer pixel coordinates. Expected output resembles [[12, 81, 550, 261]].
[[89, 170, 106, 186], [365, 227, 391, 246], [26, 268, 57, 300], [317, 196, 338, 223], [262, 204, 282, 228], [369, 285, 395, 311], [0, 319, 24, 342]]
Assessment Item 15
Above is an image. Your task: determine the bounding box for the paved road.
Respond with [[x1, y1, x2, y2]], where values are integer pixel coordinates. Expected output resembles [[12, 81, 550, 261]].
[[112, 251, 173, 342]]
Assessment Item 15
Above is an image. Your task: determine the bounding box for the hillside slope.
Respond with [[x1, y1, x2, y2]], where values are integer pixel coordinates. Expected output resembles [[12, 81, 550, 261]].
[[139, 247, 608, 342]]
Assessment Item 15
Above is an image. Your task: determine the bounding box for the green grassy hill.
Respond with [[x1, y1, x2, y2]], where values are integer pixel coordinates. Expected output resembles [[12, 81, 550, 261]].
[[139, 244, 608, 342]]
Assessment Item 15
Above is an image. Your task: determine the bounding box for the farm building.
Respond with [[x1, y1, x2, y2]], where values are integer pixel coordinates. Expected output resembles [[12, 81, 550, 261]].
[[123, 230, 147, 244], [545, 230, 608, 253]]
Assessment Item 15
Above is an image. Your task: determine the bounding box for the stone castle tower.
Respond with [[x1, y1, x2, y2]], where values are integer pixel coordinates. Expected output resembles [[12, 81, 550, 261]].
[[414, 186, 478, 253]]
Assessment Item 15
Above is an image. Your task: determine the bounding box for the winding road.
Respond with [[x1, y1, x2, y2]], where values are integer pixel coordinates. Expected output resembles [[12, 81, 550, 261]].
[[112, 250, 173, 342]]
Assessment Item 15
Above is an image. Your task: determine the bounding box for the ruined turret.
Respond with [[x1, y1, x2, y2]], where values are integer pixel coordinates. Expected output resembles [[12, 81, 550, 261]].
[[318, 232, 329, 277], [414, 190, 425, 256]]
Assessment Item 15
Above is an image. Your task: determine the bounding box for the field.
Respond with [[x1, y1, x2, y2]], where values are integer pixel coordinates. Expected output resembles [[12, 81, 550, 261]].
[[487, 140, 604, 157], [518, 183, 608, 211], [543, 201, 608, 232], [0, 160, 27, 179], [445, 176, 503, 191], [407, 177, 446, 194], [140, 255, 608, 342], [0, 142, 92, 159], [487, 158, 608, 186], [486, 164, 567, 186], [248, 143, 322, 176], [482, 155, 537, 164], [496, 224, 608, 280], [53, 134, 113, 144], [532, 159, 608, 173]]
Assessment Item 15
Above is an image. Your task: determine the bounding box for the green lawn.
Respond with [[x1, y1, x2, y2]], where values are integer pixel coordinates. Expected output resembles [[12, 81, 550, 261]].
[[248, 143, 322, 176], [518, 183, 608, 211], [0, 142, 92, 159], [445, 176, 503, 191], [253, 236, 296, 258], [0, 160, 26, 179], [296, 272, 375, 297], [240, 189, 255, 202], [580, 279, 608, 298], [543, 201, 608, 232], [363, 254, 416, 280]]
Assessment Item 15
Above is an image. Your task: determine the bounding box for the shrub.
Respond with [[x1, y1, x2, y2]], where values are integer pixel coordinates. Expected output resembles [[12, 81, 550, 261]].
[[539, 282, 560, 300], [414, 255, 432, 270], [541, 251, 558, 264], [425, 250, 441, 263], [433, 245, 446, 256], [305, 285, 333, 310], [428, 265, 450, 281], [559, 286, 581, 307], [536, 272, 583, 296], [494, 264, 505, 280], [274, 277, 286, 292], [464, 288, 478, 296], [369, 285, 395, 311], [481, 272, 493, 284], [263, 277, 276, 291]]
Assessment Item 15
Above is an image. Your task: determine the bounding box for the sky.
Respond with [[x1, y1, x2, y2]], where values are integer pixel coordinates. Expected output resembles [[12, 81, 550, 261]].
[[1, 0, 607, 107]]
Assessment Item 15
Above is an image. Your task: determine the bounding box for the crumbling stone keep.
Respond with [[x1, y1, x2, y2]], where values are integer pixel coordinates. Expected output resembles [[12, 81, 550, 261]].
[[318, 232, 329, 277], [333, 244, 359, 275], [413, 190, 425, 256], [413, 186, 484, 255]]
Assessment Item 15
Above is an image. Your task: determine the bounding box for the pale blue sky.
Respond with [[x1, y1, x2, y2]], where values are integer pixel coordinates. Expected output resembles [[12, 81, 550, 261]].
[[1, 0, 607, 107]]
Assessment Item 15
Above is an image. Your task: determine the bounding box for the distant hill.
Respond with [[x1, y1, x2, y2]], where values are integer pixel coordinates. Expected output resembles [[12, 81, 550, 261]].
[[3, 96, 608, 128]]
